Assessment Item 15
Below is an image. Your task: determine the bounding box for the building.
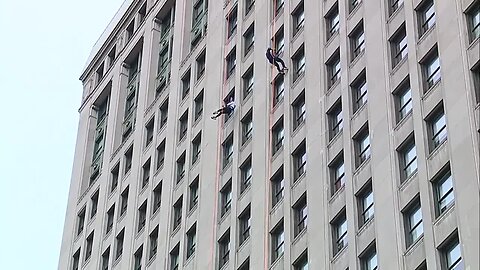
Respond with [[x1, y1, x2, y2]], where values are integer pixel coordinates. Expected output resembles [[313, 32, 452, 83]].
[[58, 0, 480, 269]]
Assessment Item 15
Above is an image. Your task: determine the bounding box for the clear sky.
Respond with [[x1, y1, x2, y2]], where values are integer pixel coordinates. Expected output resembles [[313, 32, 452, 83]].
[[0, 0, 124, 268]]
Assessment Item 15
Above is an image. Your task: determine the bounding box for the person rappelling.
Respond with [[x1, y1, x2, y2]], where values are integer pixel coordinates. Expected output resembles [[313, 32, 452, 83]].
[[211, 97, 236, 120], [266, 48, 288, 74]]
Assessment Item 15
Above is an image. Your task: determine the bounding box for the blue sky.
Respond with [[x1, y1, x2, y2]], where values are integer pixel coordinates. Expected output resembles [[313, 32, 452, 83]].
[[0, 0, 124, 268]]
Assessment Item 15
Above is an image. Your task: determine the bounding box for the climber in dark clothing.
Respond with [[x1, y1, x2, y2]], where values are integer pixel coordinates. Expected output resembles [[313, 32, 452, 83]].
[[266, 48, 288, 74], [211, 98, 236, 120]]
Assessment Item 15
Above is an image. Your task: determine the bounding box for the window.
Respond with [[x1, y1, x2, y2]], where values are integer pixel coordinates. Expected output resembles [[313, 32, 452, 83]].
[[226, 48, 237, 79], [159, 98, 169, 129], [293, 47, 306, 80], [394, 81, 413, 122], [134, 246, 143, 270], [350, 24, 365, 60], [110, 164, 119, 193], [293, 253, 308, 270], [293, 196, 307, 237], [292, 93, 306, 130], [240, 157, 252, 193], [149, 226, 158, 260], [422, 48, 441, 90], [417, 0, 435, 36], [120, 187, 129, 216], [152, 183, 162, 214], [218, 231, 231, 267], [96, 64, 104, 85], [72, 248, 80, 270], [271, 168, 285, 206], [358, 184, 374, 227], [189, 177, 199, 211], [106, 205, 115, 234], [273, 76, 285, 106], [326, 4, 340, 40], [221, 182, 232, 216], [467, 2, 480, 42], [156, 140, 166, 170], [186, 224, 197, 259], [239, 258, 250, 270], [241, 110, 253, 143], [245, 0, 255, 15], [328, 100, 343, 139], [354, 127, 370, 167], [181, 70, 191, 100], [193, 91, 204, 121], [115, 229, 125, 260], [176, 153, 186, 183], [126, 20, 134, 41], [137, 201, 147, 232], [293, 142, 307, 181], [352, 73, 368, 112], [274, 0, 285, 16], [404, 200, 423, 247], [85, 232, 94, 261], [243, 66, 254, 98], [292, 2, 305, 35], [244, 24, 255, 55], [172, 197, 183, 231], [389, 0, 404, 15], [141, 159, 151, 189], [434, 168, 455, 216], [332, 212, 347, 255], [239, 206, 251, 245], [90, 190, 99, 219], [442, 236, 463, 270], [327, 51, 341, 88], [271, 221, 284, 261], [179, 111, 188, 141], [473, 65, 480, 104], [76, 208, 85, 236], [227, 7, 238, 38], [145, 118, 154, 148], [391, 26, 408, 67], [124, 146, 133, 175], [428, 106, 447, 150], [223, 90, 235, 123], [399, 139, 417, 181], [170, 245, 179, 270], [272, 118, 284, 155], [101, 248, 110, 270], [223, 136, 234, 168], [108, 46, 116, 68], [274, 27, 285, 54], [196, 51, 206, 80], [350, 0, 362, 12], [330, 154, 345, 195], [192, 133, 202, 164], [361, 246, 377, 270]]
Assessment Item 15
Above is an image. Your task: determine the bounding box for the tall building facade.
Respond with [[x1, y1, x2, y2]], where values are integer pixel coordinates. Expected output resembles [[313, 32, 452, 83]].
[[59, 0, 480, 269]]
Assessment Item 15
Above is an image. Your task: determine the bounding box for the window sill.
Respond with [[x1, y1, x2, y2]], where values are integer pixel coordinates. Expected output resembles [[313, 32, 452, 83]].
[[398, 170, 418, 191], [357, 216, 374, 235], [329, 184, 345, 203], [187, 204, 198, 217], [151, 208, 161, 220], [171, 226, 181, 237], [103, 229, 112, 241], [146, 254, 156, 267], [390, 56, 408, 74], [421, 79, 441, 100], [112, 255, 122, 268], [325, 31, 339, 47], [154, 164, 164, 177], [292, 72, 305, 88], [118, 212, 127, 223], [427, 139, 447, 160], [157, 124, 167, 135], [238, 237, 250, 251], [221, 161, 233, 174], [387, 3, 404, 23], [331, 244, 348, 263], [292, 26, 304, 42], [292, 120, 306, 136], [433, 203, 455, 226], [292, 172, 306, 186], [417, 24, 436, 44], [327, 130, 343, 147], [184, 253, 196, 267], [349, 50, 365, 67], [218, 209, 231, 224], [347, 1, 363, 20], [272, 97, 284, 112], [238, 184, 251, 199], [353, 157, 370, 175], [135, 227, 145, 240], [327, 79, 341, 93], [270, 253, 284, 268], [467, 36, 479, 50], [393, 111, 413, 131], [404, 234, 424, 256], [271, 146, 284, 161], [351, 101, 367, 120], [270, 198, 284, 214], [292, 228, 307, 245], [242, 90, 253, 103], [240, 137, 252, 150]]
